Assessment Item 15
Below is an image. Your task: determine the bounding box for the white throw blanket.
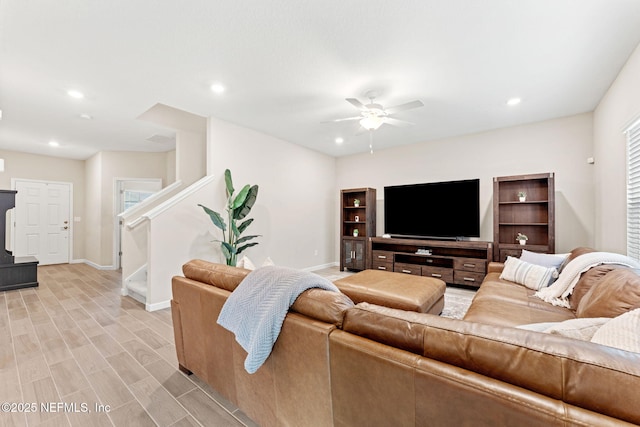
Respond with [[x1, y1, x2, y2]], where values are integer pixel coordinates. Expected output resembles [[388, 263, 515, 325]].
[[217, 265, 339, 374], [534, 252, 640, 307]]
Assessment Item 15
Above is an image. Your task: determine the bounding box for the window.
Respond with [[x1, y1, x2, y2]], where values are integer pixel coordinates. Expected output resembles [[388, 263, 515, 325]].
[[627, 118, 640, 260]]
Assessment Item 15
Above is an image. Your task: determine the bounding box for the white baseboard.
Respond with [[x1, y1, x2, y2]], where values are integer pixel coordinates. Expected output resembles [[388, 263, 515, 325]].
[[71, 259, 117, 270], [305, 261, 339, 272], [146, 300, 171, 312]]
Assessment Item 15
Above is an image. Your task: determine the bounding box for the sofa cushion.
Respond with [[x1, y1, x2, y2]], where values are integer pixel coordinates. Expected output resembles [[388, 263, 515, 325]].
[[463, 273, 575, 326], [290, 288, 354, 327], [569, 264, 627, 310], [562, 246, 596, 269], [182, 260, 251, 292], [576, 268, 640, 318], [499, 256, 558, 290], [341, 302, 436, 354], [591, 309, 640, 353]]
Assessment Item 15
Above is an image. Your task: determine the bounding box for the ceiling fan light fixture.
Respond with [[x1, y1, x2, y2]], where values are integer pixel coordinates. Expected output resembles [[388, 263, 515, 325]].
[[360, 116, 384, 130]]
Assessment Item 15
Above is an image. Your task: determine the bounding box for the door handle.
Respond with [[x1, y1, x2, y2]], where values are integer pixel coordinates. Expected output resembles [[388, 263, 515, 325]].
[[62, 226, 69, 230]]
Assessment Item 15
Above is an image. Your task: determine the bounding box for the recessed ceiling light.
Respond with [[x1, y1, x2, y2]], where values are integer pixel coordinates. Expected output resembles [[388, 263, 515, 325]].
[[67, 90, 84, 99], [79, 113, 93, 120], [506, 97, 521, 106], [48, 140, 59, 147], [210, 83, 225, 94], [335, 137, 344, 144]]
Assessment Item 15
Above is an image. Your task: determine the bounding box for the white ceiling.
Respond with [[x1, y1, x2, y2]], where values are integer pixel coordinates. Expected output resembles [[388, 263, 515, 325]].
[[1, 0, 640, 160]]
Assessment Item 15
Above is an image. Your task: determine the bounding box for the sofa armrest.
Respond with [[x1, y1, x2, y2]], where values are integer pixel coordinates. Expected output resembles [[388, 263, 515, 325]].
[[487, 262, 505, 274]]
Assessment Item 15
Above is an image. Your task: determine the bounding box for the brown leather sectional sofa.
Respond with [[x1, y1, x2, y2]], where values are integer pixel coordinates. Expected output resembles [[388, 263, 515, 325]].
[[171, 249, 640, 427]]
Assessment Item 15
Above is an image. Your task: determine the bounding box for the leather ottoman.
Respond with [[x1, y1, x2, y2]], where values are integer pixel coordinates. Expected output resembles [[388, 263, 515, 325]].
[[334, 269, 446, 314]]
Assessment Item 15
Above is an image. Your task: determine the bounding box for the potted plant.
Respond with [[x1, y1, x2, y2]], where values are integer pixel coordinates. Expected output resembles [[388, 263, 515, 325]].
[[518, 191, 527, 202], [198, 169, 260, 266], [516, 233, 528, 245], [353, 229, 359, 237], [353, 199, 360, 207]]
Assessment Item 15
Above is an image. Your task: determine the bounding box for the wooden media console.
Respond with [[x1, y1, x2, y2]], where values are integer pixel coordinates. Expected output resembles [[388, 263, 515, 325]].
[[368, 237, 493, 288]]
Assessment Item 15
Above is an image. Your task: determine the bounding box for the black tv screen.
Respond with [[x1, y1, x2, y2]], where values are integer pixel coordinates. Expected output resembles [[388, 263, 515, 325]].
[[384, 179, 480, 239]]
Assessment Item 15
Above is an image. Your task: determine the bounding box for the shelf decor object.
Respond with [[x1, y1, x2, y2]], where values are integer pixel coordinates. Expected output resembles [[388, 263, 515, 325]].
[[340, 188, 376, 271], [493, 173, 555, 261]]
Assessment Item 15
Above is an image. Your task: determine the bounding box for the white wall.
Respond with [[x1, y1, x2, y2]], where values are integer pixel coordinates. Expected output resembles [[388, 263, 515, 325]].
[[207, 117, 337, 269], [146, 176, 218, 309], [336, 113, 595, 254], [593, 41, 640, 253], [175, 131, 206, 185]]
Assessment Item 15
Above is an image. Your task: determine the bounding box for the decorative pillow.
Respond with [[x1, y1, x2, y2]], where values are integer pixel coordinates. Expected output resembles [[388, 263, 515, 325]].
[[516, 322, 560, 332], [591, 309, 640, 353], [543, 317, 610, 341], [236, 256, 256, 270], [262, 257, 275, 267], [519, 250, 568, 270], [576, 268, 640, 318], [236, 256, 275, 270], [500, 256, 559, 290]]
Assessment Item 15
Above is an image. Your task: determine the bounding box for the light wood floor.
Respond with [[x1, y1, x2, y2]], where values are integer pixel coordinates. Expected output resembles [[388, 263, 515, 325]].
[[0, 263, 257, 427]]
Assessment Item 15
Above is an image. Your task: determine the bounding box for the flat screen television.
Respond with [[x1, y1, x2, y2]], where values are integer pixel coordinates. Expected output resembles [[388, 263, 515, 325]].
[[384, 179, 480, 240]]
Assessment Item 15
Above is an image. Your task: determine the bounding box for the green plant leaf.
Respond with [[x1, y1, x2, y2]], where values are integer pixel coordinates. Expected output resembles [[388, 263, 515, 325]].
[[221, 241, 236, 255], [236, 242, 259, 255], [236, 234, 260, 244], [231, 221, 240, 238], [198, 204, 226, 231], [232, 185, 251, 210], [234, 185, 259, 220], [237, 218, 254, 234], [224, 169, 234, 197], [220, 242, 232, 260]]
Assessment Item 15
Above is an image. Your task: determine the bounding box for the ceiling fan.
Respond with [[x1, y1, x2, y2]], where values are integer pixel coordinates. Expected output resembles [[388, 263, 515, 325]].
[[328, 91, 424, 132], [326, 91, 424, 153]]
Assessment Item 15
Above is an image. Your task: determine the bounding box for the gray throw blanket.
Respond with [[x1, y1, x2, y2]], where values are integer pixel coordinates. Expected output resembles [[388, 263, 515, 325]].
[[217, 265, 339, 373]]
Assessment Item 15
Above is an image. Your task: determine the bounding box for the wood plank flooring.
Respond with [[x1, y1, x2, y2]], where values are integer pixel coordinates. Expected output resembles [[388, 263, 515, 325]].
[[0, 263, 256, 427]]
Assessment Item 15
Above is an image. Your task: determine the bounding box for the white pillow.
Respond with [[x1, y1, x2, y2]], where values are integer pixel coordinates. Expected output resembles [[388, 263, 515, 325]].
[[520, 250, 568, 270], [517, 318, 610, 341], [236, 256, 275, 270], [236, 256, 256, 270], [500, 256, 559, 291], [591, 309, 640, 353], [516, 322, 559, 332], [544, 317, 610, 341]]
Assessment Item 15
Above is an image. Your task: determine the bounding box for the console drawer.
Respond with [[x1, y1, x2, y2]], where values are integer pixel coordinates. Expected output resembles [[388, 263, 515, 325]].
[[372, 250, 394, 262], [422, 266, 453, 282], [453, 258, 487, 273], [394, 263, 422, 276], [372, 259, 393, 272], [453, 271, 485, 287]]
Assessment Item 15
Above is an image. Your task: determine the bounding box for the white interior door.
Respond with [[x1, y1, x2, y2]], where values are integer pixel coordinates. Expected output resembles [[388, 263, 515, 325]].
[[14, 180, 71, 265]]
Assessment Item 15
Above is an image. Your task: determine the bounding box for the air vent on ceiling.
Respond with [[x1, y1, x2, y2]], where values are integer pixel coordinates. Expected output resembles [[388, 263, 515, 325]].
[[146, 134, 175, 144]]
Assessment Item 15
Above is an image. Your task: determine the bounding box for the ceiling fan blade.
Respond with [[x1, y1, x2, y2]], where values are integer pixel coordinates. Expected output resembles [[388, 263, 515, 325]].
[[346, 98, 367, 110], [321, 116, 362, 124], [384, 117, 414, 127], [384, 100, 424, 114], [333, 116, 362, 122]]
